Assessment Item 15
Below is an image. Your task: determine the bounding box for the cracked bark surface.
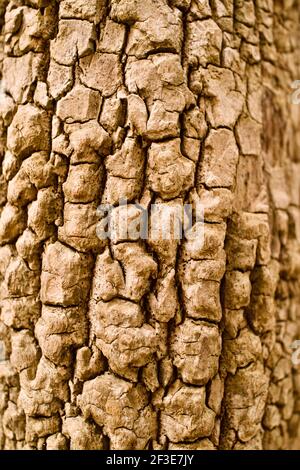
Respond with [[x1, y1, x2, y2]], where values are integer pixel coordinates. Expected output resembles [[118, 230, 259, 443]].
[[0, 0, 300, 451]]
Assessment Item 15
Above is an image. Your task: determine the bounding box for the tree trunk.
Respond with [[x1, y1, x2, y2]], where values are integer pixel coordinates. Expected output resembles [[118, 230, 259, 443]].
[[0, 0, 300, 451]]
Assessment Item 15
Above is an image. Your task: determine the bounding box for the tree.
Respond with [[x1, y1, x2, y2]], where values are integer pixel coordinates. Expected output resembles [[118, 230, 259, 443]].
[[0, 0, 300, 451]]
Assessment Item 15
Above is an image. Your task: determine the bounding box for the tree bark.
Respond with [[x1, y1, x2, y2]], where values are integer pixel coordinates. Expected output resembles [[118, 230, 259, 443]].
[[0, 0, 300, 451]]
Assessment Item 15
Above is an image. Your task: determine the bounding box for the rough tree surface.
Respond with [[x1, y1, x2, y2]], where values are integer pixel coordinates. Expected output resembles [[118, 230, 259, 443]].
[[0, 0, 300, 451]]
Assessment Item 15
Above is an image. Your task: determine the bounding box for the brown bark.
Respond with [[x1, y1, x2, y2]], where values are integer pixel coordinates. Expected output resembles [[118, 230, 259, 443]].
[[0, 0, 300, 450]]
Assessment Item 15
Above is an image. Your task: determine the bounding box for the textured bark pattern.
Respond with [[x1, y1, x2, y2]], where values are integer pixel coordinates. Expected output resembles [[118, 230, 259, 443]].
[[0, 0, 300, 451]]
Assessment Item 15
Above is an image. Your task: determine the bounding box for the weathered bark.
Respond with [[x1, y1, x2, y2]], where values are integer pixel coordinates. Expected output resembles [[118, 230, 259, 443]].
[[0, 0, 300, 451]]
